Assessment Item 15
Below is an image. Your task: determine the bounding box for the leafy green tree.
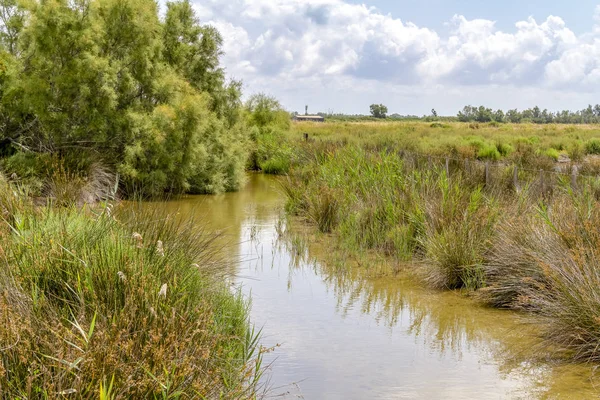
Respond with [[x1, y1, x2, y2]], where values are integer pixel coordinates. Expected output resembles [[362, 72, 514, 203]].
[[162, 0, 234, 115], [0, 0, 24, 55], [457, 105, 476, 122], [506, 109, 520, 123], [493, 109, 505, 123], [246, 93, 289, 129], [370, 104, 388, 119], [0, 0, 251, 196], [475, 106, 493, 122]]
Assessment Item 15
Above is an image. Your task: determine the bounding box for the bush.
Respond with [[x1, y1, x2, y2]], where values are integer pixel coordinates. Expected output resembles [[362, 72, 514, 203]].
[[1, 0, 250, 198], [430, 122, 449, 129]]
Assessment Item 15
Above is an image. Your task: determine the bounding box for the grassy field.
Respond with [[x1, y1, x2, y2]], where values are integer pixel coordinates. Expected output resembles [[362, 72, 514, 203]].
[[0, 175, 263, 398], [289, 120, 600, 167], [281, 120, 600, 365]]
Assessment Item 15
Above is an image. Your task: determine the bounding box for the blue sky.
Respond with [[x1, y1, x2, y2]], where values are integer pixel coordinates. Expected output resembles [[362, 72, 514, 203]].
[[194, 0, 600, 116], [353, 1, 598, 34]]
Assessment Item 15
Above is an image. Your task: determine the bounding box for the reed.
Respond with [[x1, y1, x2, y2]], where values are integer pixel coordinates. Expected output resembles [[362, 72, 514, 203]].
[[481, 187, 600, 362]]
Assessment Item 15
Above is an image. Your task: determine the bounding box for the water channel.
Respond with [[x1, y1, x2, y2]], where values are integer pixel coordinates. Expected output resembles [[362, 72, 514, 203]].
[[154, 174, 598, 399]]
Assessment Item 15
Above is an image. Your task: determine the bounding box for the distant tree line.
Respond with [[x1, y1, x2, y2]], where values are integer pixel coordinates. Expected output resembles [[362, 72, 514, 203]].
[[457, 105, 600, 124], [303, 103, 600, 125]]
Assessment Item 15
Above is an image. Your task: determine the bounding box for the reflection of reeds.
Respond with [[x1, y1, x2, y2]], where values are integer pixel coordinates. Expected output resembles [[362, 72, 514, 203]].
[[280, 225, 600, 396], [280, 227, 534, 369]]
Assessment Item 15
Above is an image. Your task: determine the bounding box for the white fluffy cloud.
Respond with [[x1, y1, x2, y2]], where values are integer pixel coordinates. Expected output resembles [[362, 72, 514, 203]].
[[192, 0, 600, 113]]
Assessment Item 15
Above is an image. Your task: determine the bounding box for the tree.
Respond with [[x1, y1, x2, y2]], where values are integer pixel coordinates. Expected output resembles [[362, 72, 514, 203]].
[[162, 0, 230, 114], [370, 104, 388, 119], [493, 109, 505, 123], [245, 93, 289, 129], [457, 105, 476, 122], [0, 0, 251, 196], [506, 109, 521, 123], [0, 0, 24, 55], [431, 108, 438, 118]]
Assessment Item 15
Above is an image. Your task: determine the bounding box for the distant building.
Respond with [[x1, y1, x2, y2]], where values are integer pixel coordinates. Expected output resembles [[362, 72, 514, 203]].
[[293, 115, 325, 122]]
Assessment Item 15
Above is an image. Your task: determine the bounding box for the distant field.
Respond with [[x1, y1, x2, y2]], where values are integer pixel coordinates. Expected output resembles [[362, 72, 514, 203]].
[[290, 121, 600, 166]]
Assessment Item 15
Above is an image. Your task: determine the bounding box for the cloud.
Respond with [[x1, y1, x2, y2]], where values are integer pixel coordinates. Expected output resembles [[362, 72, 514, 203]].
[[193, 0, 600, 112], [419, 15, 578, 86]]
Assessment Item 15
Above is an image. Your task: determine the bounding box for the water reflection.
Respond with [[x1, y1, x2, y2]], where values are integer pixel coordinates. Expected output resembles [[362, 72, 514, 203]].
[[135, 174, 600, 399]]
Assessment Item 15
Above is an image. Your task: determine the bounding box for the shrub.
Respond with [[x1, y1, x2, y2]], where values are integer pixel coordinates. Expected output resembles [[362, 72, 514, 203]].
[[430, 122, 449, 128]]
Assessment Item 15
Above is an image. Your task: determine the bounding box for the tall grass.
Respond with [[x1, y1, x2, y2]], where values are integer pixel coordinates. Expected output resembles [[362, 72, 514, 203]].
[[0, 179, 262, 398], [481, 187, 600, 362], [421, 177, 498, 289], [290, 120, 600, 167]]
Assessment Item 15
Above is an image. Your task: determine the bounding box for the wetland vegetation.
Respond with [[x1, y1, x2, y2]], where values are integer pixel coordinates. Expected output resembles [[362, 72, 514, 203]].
[[279, 120, 600, 366], [0, 0, 270, 396], [3, 0, 600, 395]]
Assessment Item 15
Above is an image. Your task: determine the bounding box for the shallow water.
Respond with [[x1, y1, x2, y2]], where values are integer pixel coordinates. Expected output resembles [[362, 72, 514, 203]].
[[153, 174, 599, 399]]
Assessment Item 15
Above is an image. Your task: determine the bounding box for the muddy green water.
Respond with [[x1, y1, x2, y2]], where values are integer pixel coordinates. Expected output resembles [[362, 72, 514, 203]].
[[152, 174, 598, 399]]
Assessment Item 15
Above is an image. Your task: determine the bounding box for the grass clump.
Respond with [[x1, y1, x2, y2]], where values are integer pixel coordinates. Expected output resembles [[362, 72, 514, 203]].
[[544, 148, 561, 161], [421, 178, 498, 290], [481, 190, 600, 362], [260, 157, 291, 175], [477, 145, 501, 161], [306, 186, 339, 233], [0, 181, 262, 398], [585, 138, 600, 155]]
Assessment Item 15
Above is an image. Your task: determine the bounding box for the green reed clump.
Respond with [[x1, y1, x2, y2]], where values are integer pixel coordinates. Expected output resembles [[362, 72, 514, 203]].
[[317, 147, 422, 258], [585, 138, 600, 155], [305, 186, 340, 233], [0, 181, 262, 398], [420, 175, 498, 289], [249, 127, 294, 175]]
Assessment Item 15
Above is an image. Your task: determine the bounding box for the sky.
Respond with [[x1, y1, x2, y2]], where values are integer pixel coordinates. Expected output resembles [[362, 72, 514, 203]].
[[190, 0, 600, 116]]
